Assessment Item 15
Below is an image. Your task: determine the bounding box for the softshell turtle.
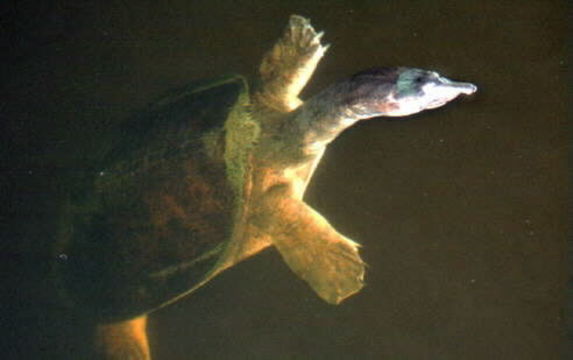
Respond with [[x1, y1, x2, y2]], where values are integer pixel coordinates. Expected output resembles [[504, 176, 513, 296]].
[[54, 15, 477, 359]]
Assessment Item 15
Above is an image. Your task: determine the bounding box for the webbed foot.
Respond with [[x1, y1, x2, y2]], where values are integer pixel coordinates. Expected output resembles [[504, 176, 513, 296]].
[[269, 198, 365, 304], [257, 15, 329, 112]]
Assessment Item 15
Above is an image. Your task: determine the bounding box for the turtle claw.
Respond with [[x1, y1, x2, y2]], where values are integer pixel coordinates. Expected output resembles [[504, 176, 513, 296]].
[[258, 15, 329, 111], [287, 17, 328, 61]]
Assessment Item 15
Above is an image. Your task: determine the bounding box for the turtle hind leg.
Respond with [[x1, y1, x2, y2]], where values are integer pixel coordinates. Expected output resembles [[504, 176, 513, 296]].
[[256, 15, 329, 112], [94, 315, 151, 360]]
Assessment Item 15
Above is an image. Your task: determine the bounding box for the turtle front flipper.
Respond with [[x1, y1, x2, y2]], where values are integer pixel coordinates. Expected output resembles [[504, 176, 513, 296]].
[[256, 15, 329, 112], [267, 197, 365, 304]]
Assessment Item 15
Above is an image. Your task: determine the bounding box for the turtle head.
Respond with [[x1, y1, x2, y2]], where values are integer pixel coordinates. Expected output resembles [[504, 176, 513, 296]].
[[344, 67, 477, 118], [288, 66, 477, 154]]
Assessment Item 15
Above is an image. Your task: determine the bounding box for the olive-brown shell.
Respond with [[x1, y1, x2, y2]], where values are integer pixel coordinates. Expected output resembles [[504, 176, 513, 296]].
[[55, 75, 248, 321]]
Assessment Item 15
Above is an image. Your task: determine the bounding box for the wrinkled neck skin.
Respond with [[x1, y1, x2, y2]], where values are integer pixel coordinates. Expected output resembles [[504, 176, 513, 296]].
[[293, 82, 386, 152], [250, 80, 386, 202], [257, 80, 392, 168], [291, 86, 360, 154]]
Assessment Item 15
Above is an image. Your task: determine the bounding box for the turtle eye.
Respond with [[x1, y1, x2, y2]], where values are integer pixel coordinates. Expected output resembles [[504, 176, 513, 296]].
[[414, 76, 424, 84]]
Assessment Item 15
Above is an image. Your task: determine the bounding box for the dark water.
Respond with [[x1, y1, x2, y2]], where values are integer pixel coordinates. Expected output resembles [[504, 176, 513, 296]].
[[1, 0, 568, 359]]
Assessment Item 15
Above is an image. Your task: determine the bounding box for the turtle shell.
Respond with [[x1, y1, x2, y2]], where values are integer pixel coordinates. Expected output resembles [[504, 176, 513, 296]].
[[55, 75, 249, 322]]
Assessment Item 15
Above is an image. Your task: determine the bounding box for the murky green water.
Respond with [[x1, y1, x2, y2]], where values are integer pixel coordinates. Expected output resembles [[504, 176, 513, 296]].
[[1, 1, 567, 359]]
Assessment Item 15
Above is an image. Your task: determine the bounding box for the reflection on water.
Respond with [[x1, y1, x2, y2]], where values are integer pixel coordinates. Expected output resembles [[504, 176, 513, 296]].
[[2, 1, 567, 359]]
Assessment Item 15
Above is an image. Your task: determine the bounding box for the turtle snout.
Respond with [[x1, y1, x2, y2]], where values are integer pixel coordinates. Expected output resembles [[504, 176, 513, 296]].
[[435, 75, 478, 95], [419, 75, 477, 110]]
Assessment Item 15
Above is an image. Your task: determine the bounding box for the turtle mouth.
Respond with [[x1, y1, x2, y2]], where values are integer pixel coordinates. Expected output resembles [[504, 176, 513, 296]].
[[425, 99, 449, 109]]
